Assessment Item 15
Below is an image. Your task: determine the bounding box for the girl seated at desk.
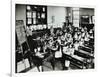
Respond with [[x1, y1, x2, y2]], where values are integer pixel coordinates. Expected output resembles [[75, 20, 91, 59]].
[[32, 37, 47, 72], [62, 43, 73, 70]]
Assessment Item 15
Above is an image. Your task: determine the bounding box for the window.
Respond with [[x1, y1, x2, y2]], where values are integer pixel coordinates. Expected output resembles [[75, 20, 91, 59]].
[[26, 5, 47, 30]]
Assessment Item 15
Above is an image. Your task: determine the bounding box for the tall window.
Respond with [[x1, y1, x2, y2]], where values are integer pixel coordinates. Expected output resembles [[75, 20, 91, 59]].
[[72, 8, 80, 27]]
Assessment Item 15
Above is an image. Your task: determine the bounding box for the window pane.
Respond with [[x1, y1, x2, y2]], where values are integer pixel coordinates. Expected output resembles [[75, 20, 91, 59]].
[[33, 19, 36, 24], [27, 18, 32, 24], [27, 12, 31, 18], [43, 7, 45, 12], [32, 12, 36, 18], [41, 13, 45, 18], [27, 6, 31, 10]]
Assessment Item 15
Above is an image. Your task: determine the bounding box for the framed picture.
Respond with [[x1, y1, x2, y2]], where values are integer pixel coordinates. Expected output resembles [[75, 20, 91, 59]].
[[11, 0, 95, 77]]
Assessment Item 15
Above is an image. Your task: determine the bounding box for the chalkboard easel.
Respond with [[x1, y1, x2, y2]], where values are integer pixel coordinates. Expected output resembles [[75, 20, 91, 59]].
[[15, 20, 30, 73]]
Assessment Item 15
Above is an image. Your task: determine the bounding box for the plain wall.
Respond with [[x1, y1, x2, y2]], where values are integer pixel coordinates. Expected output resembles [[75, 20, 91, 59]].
[[15, 5, 67, 28], [47, 6, 66, 28], [15, 4, 26, 27]]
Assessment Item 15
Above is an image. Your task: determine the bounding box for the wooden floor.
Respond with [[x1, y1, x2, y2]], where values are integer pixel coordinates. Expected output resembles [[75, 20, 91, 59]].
[[21, 60, 79, 73], [17, 56, 94, 73]]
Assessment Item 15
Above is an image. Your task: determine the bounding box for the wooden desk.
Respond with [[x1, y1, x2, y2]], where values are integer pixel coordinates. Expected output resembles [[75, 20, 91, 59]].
[[79, 46, 92, 53], [64, 54, 86, 69], [74, 50, 94, 59]]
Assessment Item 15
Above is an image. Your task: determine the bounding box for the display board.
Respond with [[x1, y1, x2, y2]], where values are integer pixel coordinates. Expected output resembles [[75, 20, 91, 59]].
[[16, 20, 26, 44]]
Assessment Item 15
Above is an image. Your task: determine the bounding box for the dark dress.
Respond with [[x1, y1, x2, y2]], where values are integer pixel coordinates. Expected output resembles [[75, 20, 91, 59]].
[[21, 41, 33, 68], [32, 40, 44, 66], [27, 35, 37, 53]]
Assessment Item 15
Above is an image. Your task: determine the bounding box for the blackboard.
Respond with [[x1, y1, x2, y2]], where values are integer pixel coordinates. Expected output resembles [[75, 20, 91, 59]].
[[16, 20, 26, 44]]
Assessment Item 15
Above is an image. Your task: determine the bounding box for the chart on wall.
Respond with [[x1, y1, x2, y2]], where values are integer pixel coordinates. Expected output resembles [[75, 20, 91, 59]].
[[16, 20, 26, 44]]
